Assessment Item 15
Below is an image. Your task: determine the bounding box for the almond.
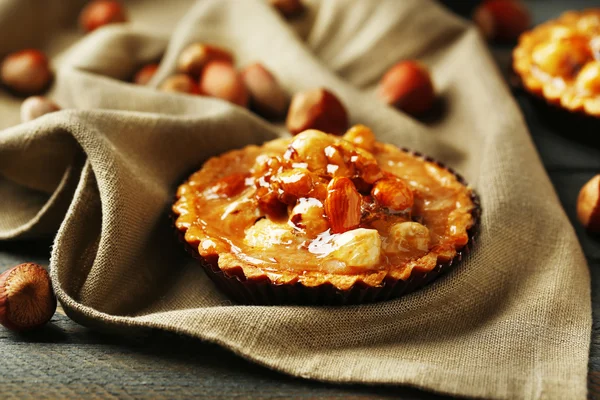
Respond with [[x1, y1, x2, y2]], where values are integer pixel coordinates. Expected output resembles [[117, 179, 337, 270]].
[[159, 74, 200, 94], [210, 173, 249, 198], [577, 174, 600, 233], [286, 88, 348, 136], [241, 63, 288, 119], [177, 43, 233, 78], [199, 61, 248, 107], [79, 0, 128, 33], [378, 61, 435, 116], [371, 176, 414, 212], [0, 49, 53, 95], [324, 177, 362, 234], [133, 63, 159, 85]]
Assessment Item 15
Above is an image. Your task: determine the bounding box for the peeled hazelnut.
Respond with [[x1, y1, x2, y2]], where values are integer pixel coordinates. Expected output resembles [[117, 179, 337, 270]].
[[241, 63, 288, 119], [324, 177, 362, 234], [290, 197, 329, 237], [79, 0, 128, 33], [0, 263, 56, 331], [269, 0, 305, 19], [327, 228, 382, 269], [378, 61, 435, 116], [199, 61, 248, 107], [285, 129, 336, 172], [159, 74, 200, 95], [473, 0, 530, 42], [177, 43, 233, 78], [286, 88, 348, 136], [343, 124, 376, 153], [20, 96, 61, 122], [372, 176, 414, 212], [0, 49, 53, 95], [577, 174, 600, 233], [385, 222, 430, 254], [133, 63, 159, 85]]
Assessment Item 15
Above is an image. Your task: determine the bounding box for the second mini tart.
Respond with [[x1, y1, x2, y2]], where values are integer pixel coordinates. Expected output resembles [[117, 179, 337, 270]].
[[173, 126, 479, 305], [513, 9, 600, 117]]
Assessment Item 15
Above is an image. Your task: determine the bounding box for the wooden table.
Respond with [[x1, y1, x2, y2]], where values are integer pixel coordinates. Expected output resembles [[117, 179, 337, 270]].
[[1, 1, 599, 398]]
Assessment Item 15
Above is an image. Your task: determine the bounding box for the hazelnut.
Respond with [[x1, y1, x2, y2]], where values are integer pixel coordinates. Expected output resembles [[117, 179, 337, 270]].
[[473, 0, 530, 42], [343, 124, 376, 153], [290, 197, 329, 237], [133, 63, 159, 85], [79, 0, 128, 33], [377, 60, 435, 116], [0, 49, 53, 95], [577, 174, 600, 233], [286, 88, 349, 136], [199, 61, 248, 107], [159, 74, 200, 95], [20, 96, 61, 122], [269, 0, 305, 19], [241, 63, 288, 119], [0, 263, 57, 331], [371, 176, 414, 212], [177, 43, 233, 78]]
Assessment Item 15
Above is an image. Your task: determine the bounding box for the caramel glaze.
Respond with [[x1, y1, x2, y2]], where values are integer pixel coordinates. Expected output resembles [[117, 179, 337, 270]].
[[513, 9, 600, 116], [174, 127, 475, 290]]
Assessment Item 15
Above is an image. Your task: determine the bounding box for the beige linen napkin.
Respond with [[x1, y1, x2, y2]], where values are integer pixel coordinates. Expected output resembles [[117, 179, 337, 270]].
[[0, 0, 591, 398]]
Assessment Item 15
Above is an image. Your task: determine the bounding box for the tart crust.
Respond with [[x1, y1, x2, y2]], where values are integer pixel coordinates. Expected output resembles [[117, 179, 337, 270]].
[[513, 9, 600, 117], [173, 128, 480, 305]]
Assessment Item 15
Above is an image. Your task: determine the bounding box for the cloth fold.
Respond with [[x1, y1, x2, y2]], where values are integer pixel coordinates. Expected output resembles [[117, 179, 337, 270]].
[[0, 0, 591, 398]]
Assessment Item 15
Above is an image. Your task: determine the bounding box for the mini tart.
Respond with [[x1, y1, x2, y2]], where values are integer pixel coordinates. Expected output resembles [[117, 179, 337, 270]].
[[513, 9, 600, 117], [173, 126, 480, 305]]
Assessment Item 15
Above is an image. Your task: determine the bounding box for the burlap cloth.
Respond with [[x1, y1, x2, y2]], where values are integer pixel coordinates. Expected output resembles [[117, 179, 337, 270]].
[[0, 0, 591, 398]]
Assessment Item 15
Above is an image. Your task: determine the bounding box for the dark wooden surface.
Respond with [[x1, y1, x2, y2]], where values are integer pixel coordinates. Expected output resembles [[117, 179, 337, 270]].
[[1, 1, 600, 399]]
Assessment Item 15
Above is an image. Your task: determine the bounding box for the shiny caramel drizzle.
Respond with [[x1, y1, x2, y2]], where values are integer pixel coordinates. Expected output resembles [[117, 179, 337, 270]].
[[513, 9, 600, 115], [173, 126, 474, 278]]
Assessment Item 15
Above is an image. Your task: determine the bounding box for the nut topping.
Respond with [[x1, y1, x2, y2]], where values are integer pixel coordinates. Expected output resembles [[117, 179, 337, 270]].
[[324, 177, 362, 234], [371, 176, 414, 212], [209, 173, 249, 198]]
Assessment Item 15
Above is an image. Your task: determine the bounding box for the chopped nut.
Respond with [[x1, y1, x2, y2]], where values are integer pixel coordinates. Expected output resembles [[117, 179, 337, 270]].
[[328, 228, 382, 268], [385, 222, 430, 253]]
